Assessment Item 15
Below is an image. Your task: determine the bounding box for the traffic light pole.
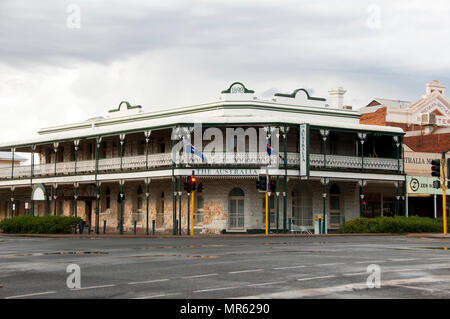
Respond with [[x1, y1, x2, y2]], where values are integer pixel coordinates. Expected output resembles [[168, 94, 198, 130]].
[[190, 190, 195, 236]]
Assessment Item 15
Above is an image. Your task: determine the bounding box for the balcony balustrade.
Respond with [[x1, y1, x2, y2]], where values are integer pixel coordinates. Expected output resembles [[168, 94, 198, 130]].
[[0, 152, 402, 181]]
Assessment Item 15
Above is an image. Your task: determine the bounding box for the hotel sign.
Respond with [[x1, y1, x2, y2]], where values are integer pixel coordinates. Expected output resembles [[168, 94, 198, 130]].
[[299, 124, 310, 178], [196, 168, 259, 176]]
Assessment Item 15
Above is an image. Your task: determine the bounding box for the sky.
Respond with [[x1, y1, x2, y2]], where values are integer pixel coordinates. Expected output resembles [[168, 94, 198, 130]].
[[1, 0, 450, 144]]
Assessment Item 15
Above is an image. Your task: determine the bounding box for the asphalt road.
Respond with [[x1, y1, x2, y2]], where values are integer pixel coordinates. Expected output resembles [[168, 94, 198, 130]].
[[0, 235, 449, 299]]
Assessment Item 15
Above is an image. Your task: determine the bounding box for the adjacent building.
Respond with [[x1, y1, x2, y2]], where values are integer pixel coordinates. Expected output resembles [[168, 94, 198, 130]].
[[0, 82, 406, 234], [360, 80, 450, 218]]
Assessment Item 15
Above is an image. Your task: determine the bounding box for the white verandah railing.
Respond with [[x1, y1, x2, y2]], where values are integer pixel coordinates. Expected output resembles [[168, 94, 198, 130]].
[[0, 152, 402, 180]]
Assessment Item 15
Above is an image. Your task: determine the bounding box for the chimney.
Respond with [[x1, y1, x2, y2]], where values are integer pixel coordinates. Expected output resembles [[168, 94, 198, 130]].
[[328, 87, 347, 109]]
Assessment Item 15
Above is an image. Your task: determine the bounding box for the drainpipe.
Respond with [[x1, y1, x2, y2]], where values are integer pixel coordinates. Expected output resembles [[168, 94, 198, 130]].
[[119, 180, 125, 235]]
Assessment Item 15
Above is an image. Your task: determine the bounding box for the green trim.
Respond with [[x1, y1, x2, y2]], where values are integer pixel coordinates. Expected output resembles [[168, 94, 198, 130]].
[[274, 88, 326, 101], [108, 101, 142, 113], [221, 82, 255, 94]]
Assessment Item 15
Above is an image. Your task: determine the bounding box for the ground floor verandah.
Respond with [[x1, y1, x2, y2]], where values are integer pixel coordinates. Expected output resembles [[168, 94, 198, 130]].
[[0, 174, 407, 234]]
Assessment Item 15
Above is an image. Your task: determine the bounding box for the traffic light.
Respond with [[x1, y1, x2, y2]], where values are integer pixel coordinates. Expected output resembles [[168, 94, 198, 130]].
[[269, 180, 276, 193], [184, 177, 191, 193], [197, 183, 203, 193], [190, 175, 197, 192], [256, 174, 267, 192], [431, 159, 441, 177]]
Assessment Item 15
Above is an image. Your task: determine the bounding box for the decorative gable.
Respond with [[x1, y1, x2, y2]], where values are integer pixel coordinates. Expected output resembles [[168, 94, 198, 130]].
[[107, 101, 142, 118]]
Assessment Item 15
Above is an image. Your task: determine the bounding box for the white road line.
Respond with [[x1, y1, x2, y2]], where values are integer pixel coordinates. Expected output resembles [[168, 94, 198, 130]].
[[229, 269, 264, 274], [297, 275, 336, 281], [6, 291, 56, 299], [429, 257, 450, 261], [247, 281, 286, 287], [354, 260, 386, 264], [315, 263, 345, 267], [390, 258, 417, 262], [71, 284, 116, 291], [181, 273, 218, 279], [342, 272, 368, 277], [128, 279, 169, 285], [273, 265, 306, 270], [194, 286, 241, 293], [134, 292, 181, 299], [394, 284, 447, 293]]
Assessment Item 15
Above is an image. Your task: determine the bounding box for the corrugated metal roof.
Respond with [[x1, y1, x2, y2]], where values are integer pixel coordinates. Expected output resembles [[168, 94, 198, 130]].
[[370, 98, 412, 109]]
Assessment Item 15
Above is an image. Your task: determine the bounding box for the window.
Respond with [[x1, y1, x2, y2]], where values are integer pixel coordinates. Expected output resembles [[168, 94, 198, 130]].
[[137, 186, 143, 211], [195, 195, 204, 225], [160, 143, 166, 153], [156, 192, 164, 227], [105, 187, 111, 209], [329, 184, 341, 227], [229, 188, 244, 229]]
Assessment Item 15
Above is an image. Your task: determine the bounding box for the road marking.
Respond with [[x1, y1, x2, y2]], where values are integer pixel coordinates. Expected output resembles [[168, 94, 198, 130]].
[[6, 291, 56, 299], [135, 292, 181, 299], [71, 284, 116, 291], [128, 279, 169, 285], [315, 263, 345, 267], [181, 273, 218, 279], [229, 269, 264, 274], [247, 281, 286, 287], [273, 265, 306, 270], [429, 257, 450, 261], [354, 260, 386, 264], [297, 275, 336, 281], [342, 272, 368, 277], [194, 286, 241, 293], [237, 275, 450, 299], [393, 284, 447, 293], [390, 258, 417, 262]]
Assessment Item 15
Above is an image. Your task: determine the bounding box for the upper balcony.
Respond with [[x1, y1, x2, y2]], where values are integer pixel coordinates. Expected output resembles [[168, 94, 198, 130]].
[[0, 151, 403, 181]]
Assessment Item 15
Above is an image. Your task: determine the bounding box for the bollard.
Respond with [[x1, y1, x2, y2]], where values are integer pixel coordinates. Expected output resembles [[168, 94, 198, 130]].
[[288, 218, 292, 232], [318, 218, 322, 234], [342, 216, 346, 233], [103, 220, 107, 234], [79, 221, 84, 234], [152, 220, 155, 235], [134, 220, 137, 235]]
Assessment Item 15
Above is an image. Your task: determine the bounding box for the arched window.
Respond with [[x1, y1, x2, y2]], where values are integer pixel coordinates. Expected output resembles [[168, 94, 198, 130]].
[[229, 188, 244, 229], [292, 187, 313, 226]]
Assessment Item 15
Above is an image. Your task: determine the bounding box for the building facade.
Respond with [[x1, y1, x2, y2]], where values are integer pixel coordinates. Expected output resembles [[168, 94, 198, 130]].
[[0, 82, 405, 234], [360, 80, 450, 218]]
